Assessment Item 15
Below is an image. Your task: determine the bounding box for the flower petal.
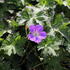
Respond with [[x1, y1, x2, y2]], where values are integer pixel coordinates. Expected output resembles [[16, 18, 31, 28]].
[[27, 34, 42, 43], [29, 25, 36, 32], [27, 34, 36, 41], [35, 25, 43, 32], [34, 37, 42, 44], [39, 31, 47, 39]]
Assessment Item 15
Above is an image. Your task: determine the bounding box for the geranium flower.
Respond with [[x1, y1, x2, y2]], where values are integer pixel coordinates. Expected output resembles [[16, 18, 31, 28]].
[[27, 25, 47, 43]]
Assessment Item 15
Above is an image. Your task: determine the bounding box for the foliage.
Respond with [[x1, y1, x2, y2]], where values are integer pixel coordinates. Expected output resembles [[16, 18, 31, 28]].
[[0, 0, 70, 70]]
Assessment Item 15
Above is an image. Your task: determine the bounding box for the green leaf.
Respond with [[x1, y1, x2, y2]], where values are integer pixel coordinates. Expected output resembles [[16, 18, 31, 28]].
[[55, 0, 63, 5], [52, 14, 63, 28], [0, 31, 4, 37], [21, 10, 29, 19], [67, 0, 70, 6], [45, 56, 66, 70], [14, 36, 26, 56], [39, 0, 54, 6], [0, 62, 10, 70], [59, 23, 70, 42], [1, 45, 16, 56], [7, 20, 18, 28]]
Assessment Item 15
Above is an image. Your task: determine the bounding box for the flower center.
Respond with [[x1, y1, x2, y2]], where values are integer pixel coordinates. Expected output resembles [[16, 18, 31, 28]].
[[33, 31, 40, 36]]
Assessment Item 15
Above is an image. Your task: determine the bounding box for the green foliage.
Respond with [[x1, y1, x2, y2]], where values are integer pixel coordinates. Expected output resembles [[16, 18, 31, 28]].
[[0, 0, 70, 70]]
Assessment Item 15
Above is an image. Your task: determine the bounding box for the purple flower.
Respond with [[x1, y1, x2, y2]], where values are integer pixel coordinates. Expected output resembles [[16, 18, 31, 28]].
[[27, 25, 47, 43]]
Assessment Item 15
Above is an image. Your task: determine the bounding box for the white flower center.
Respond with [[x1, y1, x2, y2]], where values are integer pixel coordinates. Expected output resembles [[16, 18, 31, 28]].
[[33, 31, 40, 36]]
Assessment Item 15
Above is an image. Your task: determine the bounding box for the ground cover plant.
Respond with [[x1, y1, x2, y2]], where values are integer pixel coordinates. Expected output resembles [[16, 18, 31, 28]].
[[0, 0, 70, 70]]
